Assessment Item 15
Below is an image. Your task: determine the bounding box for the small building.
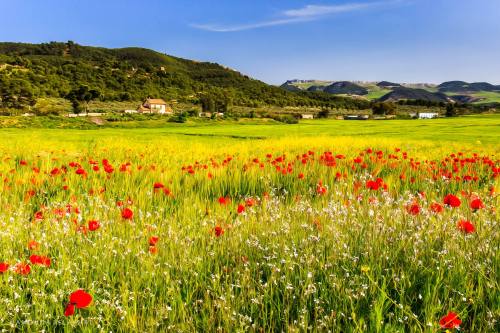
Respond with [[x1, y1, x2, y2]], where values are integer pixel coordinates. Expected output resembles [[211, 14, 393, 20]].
[[198, 112, 212, 118], [124, 109, 138, 114], [343, 115, 369, 120], [137, 98, 173, 114], [373, 115, 396, 120], [418, 112, 439, 119], [301, 114, 314, 119]]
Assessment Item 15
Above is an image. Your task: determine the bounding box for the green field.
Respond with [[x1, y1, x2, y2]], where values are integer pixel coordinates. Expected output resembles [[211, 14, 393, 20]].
[[0, 115, 498, 147], [471, 91, 500, 104], [363, 89, 392, 100], [0, 115, 498, 332]]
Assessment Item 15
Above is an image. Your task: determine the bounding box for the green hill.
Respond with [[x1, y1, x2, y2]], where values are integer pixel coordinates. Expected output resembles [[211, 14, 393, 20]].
[[378, 87, 450, 103], [0, 41, 368, 111], [323, 81, 368, 95], [438, 81, 500, 93]]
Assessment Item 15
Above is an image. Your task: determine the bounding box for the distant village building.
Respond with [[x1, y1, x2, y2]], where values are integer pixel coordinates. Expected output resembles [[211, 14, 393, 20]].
[[301, 114, 314, 119], [198, 112, 212, 118], [373, 115, 396, 120], [137, 98, 173, 114], [343, 115, 369, 120], [124, 109, 138, 114], [66, 113, 106, 117], [418, 112, 439, 119], [198, 112, 224, 118]]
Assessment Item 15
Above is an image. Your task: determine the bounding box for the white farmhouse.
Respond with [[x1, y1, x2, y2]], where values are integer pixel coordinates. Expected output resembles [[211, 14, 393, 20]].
[[137, 98, 173, 114]]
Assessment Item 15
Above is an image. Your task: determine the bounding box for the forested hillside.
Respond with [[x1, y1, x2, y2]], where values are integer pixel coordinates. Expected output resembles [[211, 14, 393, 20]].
[[0, 41, 369, 111]]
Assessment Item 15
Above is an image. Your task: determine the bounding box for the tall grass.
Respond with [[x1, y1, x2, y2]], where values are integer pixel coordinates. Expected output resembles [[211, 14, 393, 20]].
[[0, 133, 498, 332]]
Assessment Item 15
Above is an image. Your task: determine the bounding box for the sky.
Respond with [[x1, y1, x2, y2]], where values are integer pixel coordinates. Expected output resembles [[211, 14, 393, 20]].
[[1, 0, 499, 84]]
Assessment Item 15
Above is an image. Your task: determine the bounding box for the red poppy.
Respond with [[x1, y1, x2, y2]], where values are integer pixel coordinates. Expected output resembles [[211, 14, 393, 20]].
[[245, 198, 255, 207], [75, 168, 86, 175], [29, 255, 51, 268], [444, 194, 461, 208], [298, 173, 304, 179], [64, 304, 75, 316], [0, 262, 9, 273], [406, 203, 420, 216], [316, 181, 327, 195], [14, 263, 31, 275], [121, 208, 133, 220], [366, 178, 384, 191], [153, 182, 164, 191], [88, 220, 100, 231], [70, 289, 93, 308], [218, 197, 229, 205], [237, 204, 245, 214], [28, 240, 39, 251], [470, 198, 485, 210], [430, 202, 444, 213], [25, 189, 36, 199], [214, 226, 224, 237], [149, 246, 158, 254], [34, 211, 43, 221], [65, 289, 92, 316], [439, 311, 462, 329], [457, 220, 475, 234], [104, 165, 114, 173], [149, 236, 159, 246]]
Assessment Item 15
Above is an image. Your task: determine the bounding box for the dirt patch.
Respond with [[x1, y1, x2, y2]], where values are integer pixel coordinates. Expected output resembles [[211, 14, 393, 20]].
[[89, 117, 104, 125]]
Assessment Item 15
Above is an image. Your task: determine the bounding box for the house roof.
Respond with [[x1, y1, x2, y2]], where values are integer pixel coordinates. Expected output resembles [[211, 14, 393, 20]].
[[146, 98, 167, 105]]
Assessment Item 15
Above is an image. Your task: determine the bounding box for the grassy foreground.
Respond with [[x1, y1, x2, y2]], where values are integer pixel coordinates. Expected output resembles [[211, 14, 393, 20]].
[[0, 116, 498, 332]]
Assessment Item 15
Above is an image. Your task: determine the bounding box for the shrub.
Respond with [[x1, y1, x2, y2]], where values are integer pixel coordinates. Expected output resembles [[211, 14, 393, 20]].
[[272, 114, 299, 124], [168, 112, 187, 123]]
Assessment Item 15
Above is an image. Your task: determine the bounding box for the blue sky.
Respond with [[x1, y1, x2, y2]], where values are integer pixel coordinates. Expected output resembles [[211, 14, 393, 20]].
[[1, 0, 499, 84]]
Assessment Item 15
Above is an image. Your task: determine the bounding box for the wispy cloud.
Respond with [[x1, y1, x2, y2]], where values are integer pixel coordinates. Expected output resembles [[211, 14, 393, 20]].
[[284, 3, 373, 18], [191, 1, 395, 32]]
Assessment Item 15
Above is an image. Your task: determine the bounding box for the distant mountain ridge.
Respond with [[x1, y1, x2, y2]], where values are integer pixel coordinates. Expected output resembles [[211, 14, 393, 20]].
[[378, 87, 450, 103], [437, 81, 500, 92], [280, 79, 500, 104]]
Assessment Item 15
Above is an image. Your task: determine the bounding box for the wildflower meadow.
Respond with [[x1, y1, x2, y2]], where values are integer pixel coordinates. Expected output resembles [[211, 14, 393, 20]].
[[0, 121, 498, 332]]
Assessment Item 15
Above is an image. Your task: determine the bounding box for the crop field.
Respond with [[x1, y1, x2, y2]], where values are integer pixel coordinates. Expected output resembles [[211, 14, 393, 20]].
[[0, 116, 498, 332], [471, 92, 500, 105]]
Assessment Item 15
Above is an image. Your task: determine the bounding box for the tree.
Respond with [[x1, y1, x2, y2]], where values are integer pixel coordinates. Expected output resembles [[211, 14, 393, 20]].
[[67, 85, 100, 114], [119, 92, 132, 101], [445, 103, 456, 117], [33, 98, 67, 116], [372, 102, 396, 115], [200, 94, 216, 113], [317, 108, 330, 119], [0, 78, 36, 110]]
